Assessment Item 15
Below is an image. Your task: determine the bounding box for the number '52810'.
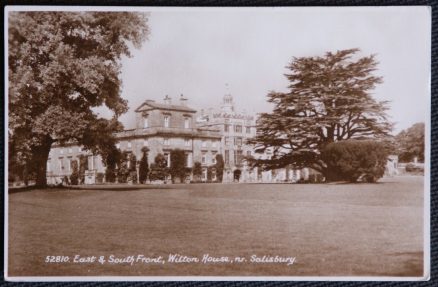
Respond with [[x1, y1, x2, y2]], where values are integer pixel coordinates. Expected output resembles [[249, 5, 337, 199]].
[[45, 256, 70, 263]]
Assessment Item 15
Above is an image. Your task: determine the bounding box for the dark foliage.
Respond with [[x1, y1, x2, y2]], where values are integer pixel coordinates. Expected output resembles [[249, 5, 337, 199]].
[[321, 140, 389, 182], [215, 154, 225, 182], [169, 149, 188, 183], [69, 160, 79, 185], [149, 153, 169, 181], [139, 147, 150, 184], [395, 122, 425, 163], [192, 161, 203, 182], [8, 12, 149, 186], [248, 49, 392, 179]]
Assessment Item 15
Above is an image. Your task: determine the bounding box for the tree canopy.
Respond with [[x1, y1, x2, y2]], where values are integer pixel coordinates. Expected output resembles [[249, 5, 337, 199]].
[[8, 11, 149, 186], [247, 49, 393, 180], [395, 122, 425, 162]]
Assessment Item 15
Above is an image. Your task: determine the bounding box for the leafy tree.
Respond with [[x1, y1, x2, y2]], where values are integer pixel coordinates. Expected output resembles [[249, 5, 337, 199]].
[[192, 161, 202, 182], [149, 153, 169, 181], [247, 49, 392, 181], [138, 147, 150, 183], [215, 154, 224, 182], [321, 140, 389, 182], [8, 12, 149, 186], [395, 122, 425, 163], [169, 149, 187, 183]]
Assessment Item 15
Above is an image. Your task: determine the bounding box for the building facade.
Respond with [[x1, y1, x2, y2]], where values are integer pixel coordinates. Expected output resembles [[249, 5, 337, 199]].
[[47, 95, 222, 184], [196, 94, 256, 182], [196, 94, 317, 183]]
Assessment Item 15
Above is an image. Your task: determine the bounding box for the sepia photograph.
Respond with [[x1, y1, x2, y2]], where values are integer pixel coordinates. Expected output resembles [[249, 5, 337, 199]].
[[4, 6, 430, 281]]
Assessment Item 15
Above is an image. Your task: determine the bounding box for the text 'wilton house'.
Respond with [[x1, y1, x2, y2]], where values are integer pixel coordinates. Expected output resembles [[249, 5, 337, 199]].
[[46, 94, 334, 185]]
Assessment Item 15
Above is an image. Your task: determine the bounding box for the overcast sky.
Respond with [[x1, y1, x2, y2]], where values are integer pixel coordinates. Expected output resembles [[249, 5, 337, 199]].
[[116, 7, 430, 134]]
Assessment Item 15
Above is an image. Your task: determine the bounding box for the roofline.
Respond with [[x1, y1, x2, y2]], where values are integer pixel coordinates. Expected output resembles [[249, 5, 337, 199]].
[[135, 102, 197, 113]]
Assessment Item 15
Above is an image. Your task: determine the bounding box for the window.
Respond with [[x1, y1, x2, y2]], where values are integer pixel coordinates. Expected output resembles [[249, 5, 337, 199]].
[[88, 156, 94, 170], [164, 138, 170, 146], [185, 139, 191, 147], [164, 153, 170, 167], [185, 153, 192, 167], [59, 157, 64, 170], [47, 160, 51, 172], [127, 153, 132, 169], [224, 124, 229, 132], [235, 150, 243, 165], [246, 126, 251, 134], [164, 115, 170, 128], [235, 137, 242, 146], [225, 150, 230, 164], [234, 125, 242, 133], [212, 153, 217, 164], [127, 141, 132, 149], [67, 157, 72, 172], [202, 140, 207, 148], [68, 148, 72, 154], [202, 153, 206, 164], [184, 117, 190, 129], [225, 137, 230, 146], [212, 141, 217, 148], [60, 149, 64, 155], [144, 116, 148, 128], [143, 139, 148, 146]]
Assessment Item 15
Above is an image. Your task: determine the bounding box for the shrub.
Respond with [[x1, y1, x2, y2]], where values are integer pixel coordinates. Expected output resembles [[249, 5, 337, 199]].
[[96, 172, 105, 184], [149, 153, 169, 181], [139, 147, 149, 183], [207, 166, 216, 182], [169, 149, 187, 183], [78, 155, 88, 184], [215, 154, 224, 182], [192, 161, 202, 182], [321, 140, 389, 183], [405, 163, 424, 173], [70, 160, 79, 185], [104, 147, 121, 183], [117, 152, 130, 183]]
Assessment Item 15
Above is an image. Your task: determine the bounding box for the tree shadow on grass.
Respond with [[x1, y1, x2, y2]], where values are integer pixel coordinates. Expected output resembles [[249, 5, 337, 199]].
[[8, 184, 175, 194]]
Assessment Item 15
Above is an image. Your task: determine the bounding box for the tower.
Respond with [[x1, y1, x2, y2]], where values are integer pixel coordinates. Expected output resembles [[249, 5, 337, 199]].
[[221, 94, 235, 113]]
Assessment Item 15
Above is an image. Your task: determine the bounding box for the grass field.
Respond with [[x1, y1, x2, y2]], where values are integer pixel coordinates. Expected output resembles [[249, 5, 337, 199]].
[[7, 176, 424, 277]]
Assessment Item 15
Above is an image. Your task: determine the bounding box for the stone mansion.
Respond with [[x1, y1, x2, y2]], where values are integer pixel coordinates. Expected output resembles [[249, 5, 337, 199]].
[[46, 94, 310, 185]]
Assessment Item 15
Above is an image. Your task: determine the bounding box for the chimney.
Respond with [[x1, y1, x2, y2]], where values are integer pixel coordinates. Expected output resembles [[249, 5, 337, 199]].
[[163, 95, 171, 105], [179, 94, 188, 106]]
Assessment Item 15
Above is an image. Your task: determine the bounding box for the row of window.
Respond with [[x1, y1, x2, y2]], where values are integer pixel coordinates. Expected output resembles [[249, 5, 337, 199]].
[[143, 115, 191, 129], [224, 124, 252, 134], [115, 139, 219, 149], [47, 155, 97, 173], [224, 149, 251, 165], [201, 152, 217, 165], [224, 137, 245, 146], [54, 146, 82, 155]]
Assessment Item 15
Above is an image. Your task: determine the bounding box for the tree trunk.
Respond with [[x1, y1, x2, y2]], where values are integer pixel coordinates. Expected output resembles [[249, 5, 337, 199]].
[[34, 137, 53, 187]]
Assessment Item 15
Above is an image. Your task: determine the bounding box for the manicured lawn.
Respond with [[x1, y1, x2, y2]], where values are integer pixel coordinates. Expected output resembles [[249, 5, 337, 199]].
[[7, 176, 424, 277]]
